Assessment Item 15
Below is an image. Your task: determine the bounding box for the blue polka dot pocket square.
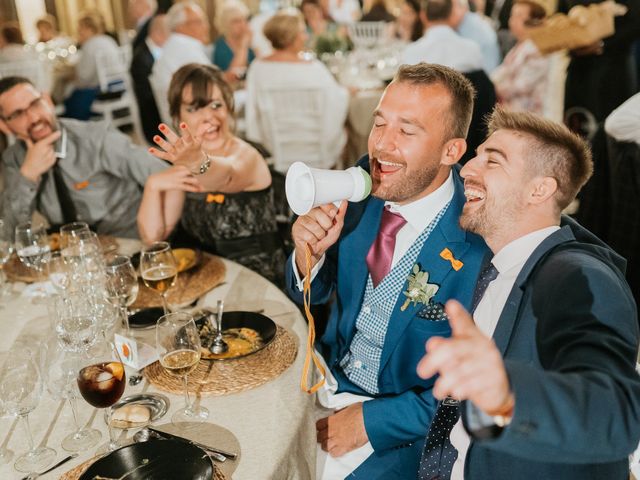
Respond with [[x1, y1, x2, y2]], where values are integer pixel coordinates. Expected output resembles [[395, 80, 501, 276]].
[[416, 302, 448, 322]]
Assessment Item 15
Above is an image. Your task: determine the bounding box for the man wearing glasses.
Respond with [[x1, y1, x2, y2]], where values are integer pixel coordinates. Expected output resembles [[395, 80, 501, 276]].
[[0, 76, 167, 238]]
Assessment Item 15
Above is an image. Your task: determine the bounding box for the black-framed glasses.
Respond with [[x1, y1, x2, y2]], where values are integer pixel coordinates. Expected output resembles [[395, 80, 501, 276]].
[[2, 96, 45, 123]]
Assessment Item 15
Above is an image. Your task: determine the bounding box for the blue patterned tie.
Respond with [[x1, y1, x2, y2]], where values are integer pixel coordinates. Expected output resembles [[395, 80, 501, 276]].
[[418, 261, 499, 480]]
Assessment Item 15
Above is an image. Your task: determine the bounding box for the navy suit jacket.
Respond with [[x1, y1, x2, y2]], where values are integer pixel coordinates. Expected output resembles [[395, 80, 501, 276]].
[[462, 217, 640, 479], [286, 158, 488, 478]]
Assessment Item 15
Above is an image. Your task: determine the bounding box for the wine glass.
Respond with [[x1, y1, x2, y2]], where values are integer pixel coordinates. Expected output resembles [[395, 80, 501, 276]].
[[15, 221, 50, 280], [0, 349, 56, 473], [104, 256, 139, 334], [47, 251, 71, 294], [0, 219, 14, 300], [140, 242, 177, 314], [50, 293, 98, 353], [44, 341, 101, 451], [76, 334, 126, 452], [59, 222, 90, 251], [156, 312, 208, 424]]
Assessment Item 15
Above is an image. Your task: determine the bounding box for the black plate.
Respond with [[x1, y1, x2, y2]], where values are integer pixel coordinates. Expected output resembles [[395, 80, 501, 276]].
[[79, 439, 213, 480], [129, 307, 164, 329], [195, 310, 277, 361]]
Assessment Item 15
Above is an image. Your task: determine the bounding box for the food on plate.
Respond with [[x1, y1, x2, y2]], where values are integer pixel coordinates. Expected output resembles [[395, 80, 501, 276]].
[[199, 326, 264, 359]]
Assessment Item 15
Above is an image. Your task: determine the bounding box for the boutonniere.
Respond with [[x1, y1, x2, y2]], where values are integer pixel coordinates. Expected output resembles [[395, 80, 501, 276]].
[[400, 264, 440, 311], [440, 248, 463, 271]]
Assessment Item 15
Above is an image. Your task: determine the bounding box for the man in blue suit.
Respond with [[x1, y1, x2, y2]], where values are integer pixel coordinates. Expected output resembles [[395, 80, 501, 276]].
[[285, 63, 488, 479], [417, 107, 640, 479]]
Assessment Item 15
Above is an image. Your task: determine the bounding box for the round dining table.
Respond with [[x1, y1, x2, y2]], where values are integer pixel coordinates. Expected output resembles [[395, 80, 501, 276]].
[[0, 239, 316, 480]]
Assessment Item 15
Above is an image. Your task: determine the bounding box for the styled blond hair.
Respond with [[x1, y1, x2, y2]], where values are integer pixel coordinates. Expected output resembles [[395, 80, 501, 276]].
[[263, 9, 304, 50]]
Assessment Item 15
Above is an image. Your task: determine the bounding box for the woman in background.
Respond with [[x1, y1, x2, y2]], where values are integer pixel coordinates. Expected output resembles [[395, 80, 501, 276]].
[[394, 0, 422, 42], [138, 63, 285, 285], [212, 1, 255, 85]]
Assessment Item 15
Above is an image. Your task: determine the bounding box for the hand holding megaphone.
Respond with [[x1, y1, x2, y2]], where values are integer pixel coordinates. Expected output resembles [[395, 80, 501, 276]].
[[286, 162, 372, 274]]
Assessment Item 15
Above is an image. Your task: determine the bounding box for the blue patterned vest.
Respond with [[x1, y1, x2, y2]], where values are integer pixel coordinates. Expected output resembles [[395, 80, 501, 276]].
[[339, 203, 450, 394]]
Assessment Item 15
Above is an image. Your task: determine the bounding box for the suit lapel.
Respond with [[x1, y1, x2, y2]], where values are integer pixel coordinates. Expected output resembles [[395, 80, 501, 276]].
[[380, 175, 471, 371], [492, 226, 576, 354]]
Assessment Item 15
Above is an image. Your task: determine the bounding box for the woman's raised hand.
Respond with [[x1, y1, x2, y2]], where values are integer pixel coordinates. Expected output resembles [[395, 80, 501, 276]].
[[149, 123, 206, 172], [146, 165, 203, 193]]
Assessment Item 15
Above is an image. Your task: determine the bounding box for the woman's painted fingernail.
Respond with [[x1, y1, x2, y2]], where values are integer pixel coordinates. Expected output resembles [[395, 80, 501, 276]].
[[159, 124, 166, 130], [180, 122, 187, 129]]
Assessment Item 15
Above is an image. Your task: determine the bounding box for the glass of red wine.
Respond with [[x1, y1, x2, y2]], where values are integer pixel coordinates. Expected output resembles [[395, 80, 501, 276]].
[[76, 334, 126, 452]]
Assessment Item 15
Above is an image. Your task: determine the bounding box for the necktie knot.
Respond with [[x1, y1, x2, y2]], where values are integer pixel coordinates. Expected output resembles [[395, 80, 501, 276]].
[[379, 207, 407, 238], [365, 207, 407, 288]]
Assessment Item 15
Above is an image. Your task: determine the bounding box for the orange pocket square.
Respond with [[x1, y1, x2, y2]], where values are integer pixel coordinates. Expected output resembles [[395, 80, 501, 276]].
[[440, 248, 463, 271]]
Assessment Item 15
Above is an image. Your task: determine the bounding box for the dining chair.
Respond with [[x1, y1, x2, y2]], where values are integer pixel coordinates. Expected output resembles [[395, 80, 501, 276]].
[[91, 46, 144, 143], [254, 86, 330, 174], [347, 21, 388, 50]]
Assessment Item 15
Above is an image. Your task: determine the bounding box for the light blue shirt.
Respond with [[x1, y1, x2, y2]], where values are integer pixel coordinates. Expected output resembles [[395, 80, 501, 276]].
[[457, 12, 502, 73]]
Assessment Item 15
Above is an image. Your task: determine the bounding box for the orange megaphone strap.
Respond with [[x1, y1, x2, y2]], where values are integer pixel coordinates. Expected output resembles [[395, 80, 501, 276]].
[[300, 244, 326, 394]]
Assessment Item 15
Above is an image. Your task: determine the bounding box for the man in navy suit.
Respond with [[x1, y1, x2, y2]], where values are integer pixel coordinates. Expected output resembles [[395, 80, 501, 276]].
[[417, 107, 640, 479], [285, 63, 488, 479]]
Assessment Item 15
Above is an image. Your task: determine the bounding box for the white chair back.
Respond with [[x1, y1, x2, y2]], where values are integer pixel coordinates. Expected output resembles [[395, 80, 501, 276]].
[[256, 86, 329, 173], [348, 21, 387, 49], [0, 59, 49, 92], [95, 47, 130, 93]]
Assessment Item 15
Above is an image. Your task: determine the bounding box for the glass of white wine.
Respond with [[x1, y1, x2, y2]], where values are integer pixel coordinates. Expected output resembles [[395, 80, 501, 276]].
[[156, 312, 208, 424], [15, 221, 50, 280], [140, 242, 177, 314], [104, 255, 139, 333]]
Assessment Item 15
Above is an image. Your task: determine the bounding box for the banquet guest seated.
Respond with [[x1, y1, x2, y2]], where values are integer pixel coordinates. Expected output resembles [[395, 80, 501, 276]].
[[402, 0, 484, 72], [138, 64, 286, 285], [151, 1, 211, 102], [129, 0, 158, 51], [361, 0, 396, 22], [300, 0, 348, 50], [35, 15, 72, 48], [450, 0, 501, 73], [490, 0, 549, 115], [327, 0, 362, 24], [213, 1, 255, 85], [0, 22, 31, 63], [285, 63, 488, 479], [245, 9, 349, 172], [130, 14, 170, 145], [416, 107, 640, 480], [394, 0, 424, 42], [63, 10, 120, 121], [0, 77, 167, 238]]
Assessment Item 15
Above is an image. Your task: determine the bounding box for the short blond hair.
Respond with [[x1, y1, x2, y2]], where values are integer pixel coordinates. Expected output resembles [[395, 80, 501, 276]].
[[487, 107, 593, 212], [216, 1, 250, 36], [263, 9, 304, 50], [78, 10, 106, 34]]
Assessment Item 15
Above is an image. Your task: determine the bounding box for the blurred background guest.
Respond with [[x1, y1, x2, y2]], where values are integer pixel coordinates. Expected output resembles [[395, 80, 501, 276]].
[[213, 1, 255, 85], [394, 0, 423, 42], [300, 0, 349, 54], [361, 0, 396, 22], [0, 22, 29, 63], [129, 0, 158, 51], [245, 9, 349, 171], [131, 14, 170, 145], [139, 64, 286, 285], [326, 0, 362, 24], [490, 0, 549, 115], [63, 10, 119, 120], [451, 0, 501, 73], [35, 14, 72, 47]]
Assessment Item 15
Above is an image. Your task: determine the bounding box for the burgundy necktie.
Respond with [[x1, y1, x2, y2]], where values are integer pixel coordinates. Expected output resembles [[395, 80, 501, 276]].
[[365, 207, 407, 287]]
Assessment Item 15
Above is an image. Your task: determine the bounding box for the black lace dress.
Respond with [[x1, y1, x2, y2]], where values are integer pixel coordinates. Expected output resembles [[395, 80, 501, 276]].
[[176, 187, 286, 287]]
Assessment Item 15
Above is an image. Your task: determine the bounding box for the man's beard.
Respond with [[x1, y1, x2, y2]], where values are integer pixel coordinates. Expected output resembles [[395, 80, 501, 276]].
[[26, 118, 56, 142], [370, 156, 440, 203], [459, 191, 523, 240]]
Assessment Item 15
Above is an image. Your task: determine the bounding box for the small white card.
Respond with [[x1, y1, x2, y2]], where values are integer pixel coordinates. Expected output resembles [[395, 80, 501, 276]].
[[114, 334, 158, 369]]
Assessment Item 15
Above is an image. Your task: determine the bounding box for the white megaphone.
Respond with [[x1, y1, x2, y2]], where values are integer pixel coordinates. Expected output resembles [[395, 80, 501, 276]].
[[285, 162, 372, 216]]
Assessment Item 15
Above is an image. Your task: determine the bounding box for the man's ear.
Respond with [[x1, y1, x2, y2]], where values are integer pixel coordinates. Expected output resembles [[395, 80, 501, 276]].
[[441, 138, 467, 166], [529, 176, 558, 205], [419, 10, 428, 27]]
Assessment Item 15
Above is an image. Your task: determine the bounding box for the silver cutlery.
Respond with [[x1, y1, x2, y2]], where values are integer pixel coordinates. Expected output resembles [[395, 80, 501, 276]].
[[147, 426, 237, 460], [21, 453, 78, 480]]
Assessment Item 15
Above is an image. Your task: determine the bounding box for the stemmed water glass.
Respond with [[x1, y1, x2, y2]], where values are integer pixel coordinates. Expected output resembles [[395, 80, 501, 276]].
[[104, 255, 139, 334], [44, 341, 101, 452], [59, 222, 90, 251], [47, 251, 71, 294], [140, 242, 177, 314], [0, 349, 56, 473], [15, 221, 50, 281], [76, 334, 126, 452], [50, 293, 99, 353], [156, 312, 208, 424]]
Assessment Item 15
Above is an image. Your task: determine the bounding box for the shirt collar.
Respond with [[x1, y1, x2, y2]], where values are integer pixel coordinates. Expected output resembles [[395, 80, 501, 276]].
[[424, 24, 456, 40], [55, 127, 67, 159], [491, 226, 561, 276], [145, 38, 162, 60], [385, 170, 455, 232]]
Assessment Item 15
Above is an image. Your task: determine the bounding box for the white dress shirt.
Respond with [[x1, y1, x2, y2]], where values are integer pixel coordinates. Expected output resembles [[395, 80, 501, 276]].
[[449, 225, 560, 479], [293, 171, 455, 290], [401, 25, 484, 73], [605, 92, 640, 146], [151, 33, 210, 91], [74, 34, 120, 88]]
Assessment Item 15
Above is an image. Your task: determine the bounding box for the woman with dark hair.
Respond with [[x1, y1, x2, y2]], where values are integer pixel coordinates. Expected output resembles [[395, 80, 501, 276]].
[[394, 0, 422, 42], [138, 63, 285, 285]]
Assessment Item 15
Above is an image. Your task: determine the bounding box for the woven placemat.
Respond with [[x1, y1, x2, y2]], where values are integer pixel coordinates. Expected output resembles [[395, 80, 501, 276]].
[[131, 254, 226, 309], [5, 235, 119, 283], [59, 456, 228, 480], [145, 326, 298, 396]]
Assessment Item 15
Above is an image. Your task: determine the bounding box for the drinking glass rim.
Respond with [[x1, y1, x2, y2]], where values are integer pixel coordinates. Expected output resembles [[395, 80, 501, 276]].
[[141, 241, 172, 255], [60, 222, 90, 234], [157, 311, 195, 325], [105, 254, 133, 269]]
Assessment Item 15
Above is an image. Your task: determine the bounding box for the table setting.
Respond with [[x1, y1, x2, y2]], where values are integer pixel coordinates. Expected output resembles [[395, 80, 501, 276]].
[[0, 219, 316, 480]]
